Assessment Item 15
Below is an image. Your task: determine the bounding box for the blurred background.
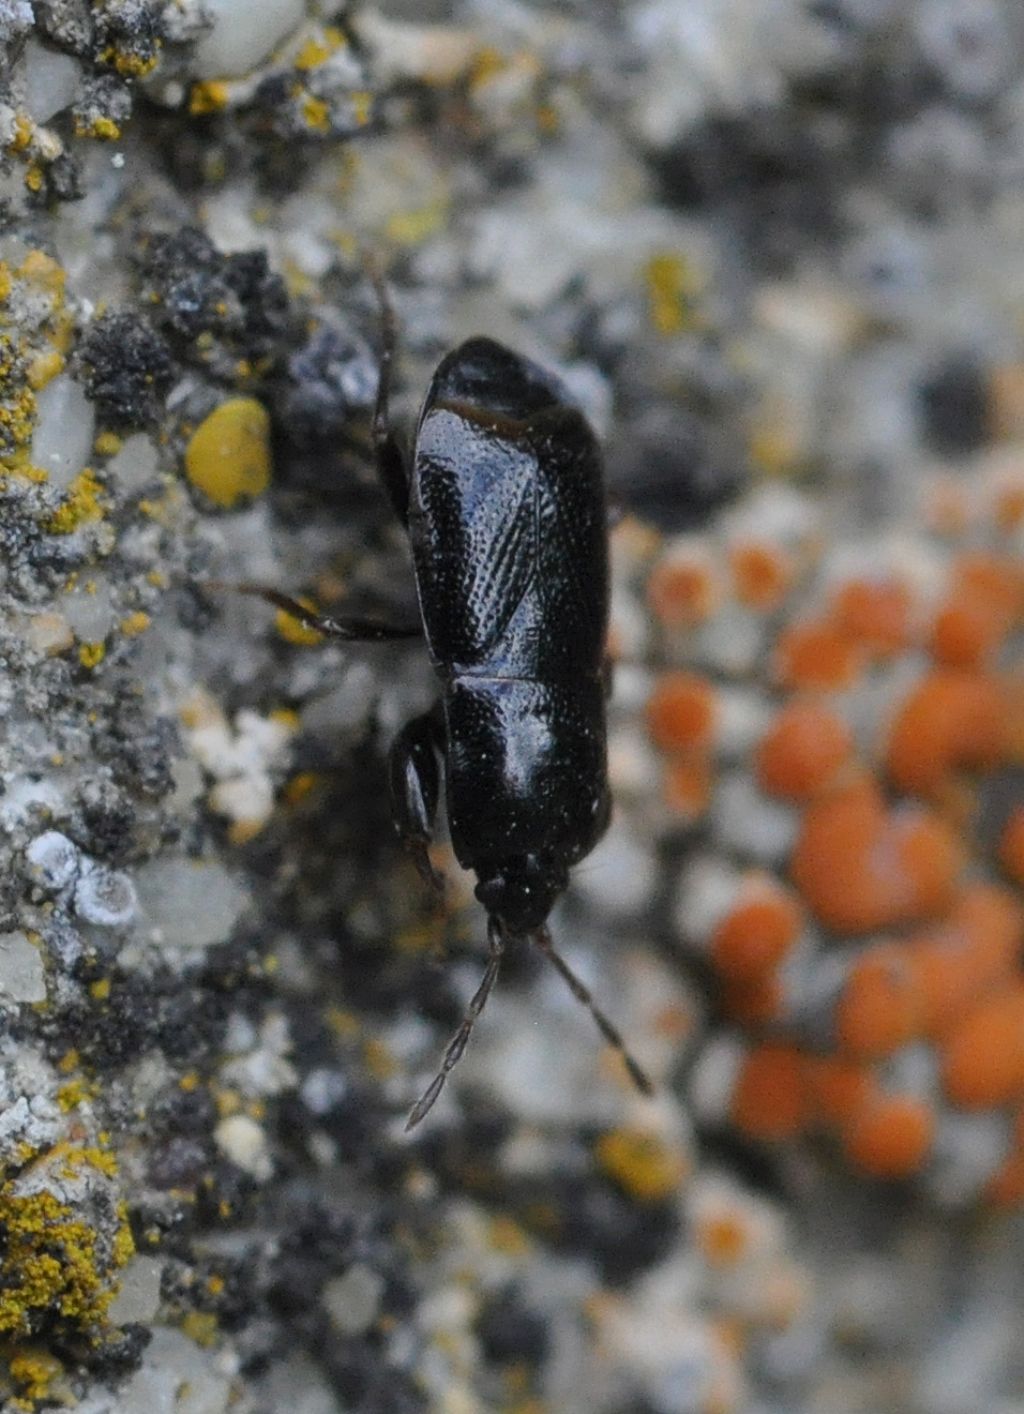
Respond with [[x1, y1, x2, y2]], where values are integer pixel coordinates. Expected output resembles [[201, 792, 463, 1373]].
[[0, 1, 1022, 1411]]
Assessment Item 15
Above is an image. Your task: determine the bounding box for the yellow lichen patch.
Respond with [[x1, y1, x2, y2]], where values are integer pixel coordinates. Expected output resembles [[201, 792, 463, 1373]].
[[18, 251, 65, 293], [595, 1128, 688, 1203], [87, 116, 121, 141], [57, 1146, 118, 1182], [227, 818, 266, 847], [350, 90, 373, 128], [185, 398, 271, 508], [189, 80, 230, 115], [0, 263, 11, 302], [363, 1038, 398, 1081], [119, 611, 151, 637], [294, 26, 345, 69], [9, 464, 48, 485], [11, 113, 33, 151], [181, 1310, 219, 1347], [45, 468, 106, 534], [386, 201, 447, 247], [489, 1215, 531, 1256], [301, 94, 331, 133], [325, 1005, 360, 1041], [56, 1078, 97, 1112], [469, 45, 509, 89], [269, 707, 301, 731], [0, 1182, 133, 1336], [7, 1348, 64, 1408], [274, 598, 323, 645], [26, 348, 63, 390], [98, 45, 160, 78], [77, 642, 106, 669], [94, 430, 122, 457], [0, 336, 38, 464], [89, 977, 111, 1001], [282, 771, 322, 807], [644, 252, 701, 335]]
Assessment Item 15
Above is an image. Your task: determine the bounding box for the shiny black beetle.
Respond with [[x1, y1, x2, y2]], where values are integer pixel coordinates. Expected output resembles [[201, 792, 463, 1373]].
[[241, 279, 652, 1127]]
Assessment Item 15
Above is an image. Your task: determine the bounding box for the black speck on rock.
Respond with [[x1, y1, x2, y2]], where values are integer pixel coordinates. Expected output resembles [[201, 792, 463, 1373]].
[[278, 318, 378, 447], [139, 226, 292, 376], [524, 1173, 680, 1286], [649, 109, 846, 273], [78, 312, 174, 428], [476, 1285, 550, 1366], [918, 351, 989, 456], [91, 0, 165, 66], [608, 406, 745, 532], [35, 0, 95, 56], [44, 151, 85, 203]]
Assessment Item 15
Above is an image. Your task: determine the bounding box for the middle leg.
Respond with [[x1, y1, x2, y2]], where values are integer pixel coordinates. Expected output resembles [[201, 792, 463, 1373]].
[[388, 702, 446, 890]]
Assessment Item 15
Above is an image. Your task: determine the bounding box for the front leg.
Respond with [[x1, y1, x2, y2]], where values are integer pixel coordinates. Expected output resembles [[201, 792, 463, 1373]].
[[388, 704, 445, 890], [213, 584, 421, 641], [367, 261, 412, 527]]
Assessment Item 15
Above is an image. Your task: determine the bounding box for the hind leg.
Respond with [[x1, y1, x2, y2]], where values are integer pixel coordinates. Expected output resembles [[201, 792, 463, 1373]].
[[388, 704, 446, 890]]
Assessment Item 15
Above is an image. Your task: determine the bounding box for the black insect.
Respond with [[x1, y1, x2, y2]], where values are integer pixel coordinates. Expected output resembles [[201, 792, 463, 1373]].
[[236, 278, 652, 1127]]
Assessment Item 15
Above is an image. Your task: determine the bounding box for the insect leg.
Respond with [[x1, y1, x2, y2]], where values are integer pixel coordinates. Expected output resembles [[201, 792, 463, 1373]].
[[530, 925, 653, 1097], [208, 582, 421, 641], [406, 916, 506, 1130], [388, 704, 446, 890], [365, 260, 411, 526]]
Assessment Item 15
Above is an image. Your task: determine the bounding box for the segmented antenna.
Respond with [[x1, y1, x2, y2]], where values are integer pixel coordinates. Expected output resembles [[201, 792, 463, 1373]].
[[364, 254, 397, 457], [530, 924, 653, 1097], [207, 581, 419, 641], [405, 916, 506, 1130]]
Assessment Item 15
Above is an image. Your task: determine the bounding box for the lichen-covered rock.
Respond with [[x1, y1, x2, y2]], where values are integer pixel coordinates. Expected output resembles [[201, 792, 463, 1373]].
[[3, 2, 1024, 1412]]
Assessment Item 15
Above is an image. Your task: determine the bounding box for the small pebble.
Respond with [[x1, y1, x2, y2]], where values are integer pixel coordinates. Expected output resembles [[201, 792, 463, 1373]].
[[215, 1113, 272, 1180], [323, 1264, 386, 1336], [192, 0, 306, 79], [25, 830, 80, 890], [0, 931, 47, 1004], [74, 864, 138, 927], [107, 1256, 164, 1326], [30, 375, 95, 491]]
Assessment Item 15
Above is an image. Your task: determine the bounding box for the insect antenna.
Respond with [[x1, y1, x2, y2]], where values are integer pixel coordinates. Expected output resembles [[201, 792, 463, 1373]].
[[530, 924, 653, 1097], [405, 916, 506, 1131]]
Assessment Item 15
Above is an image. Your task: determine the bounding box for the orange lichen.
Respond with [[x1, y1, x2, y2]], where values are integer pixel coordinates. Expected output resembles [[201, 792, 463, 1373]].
[[985, 1153, 1024, 1207], [930, 597, 1008, 669], [842, 1095, 935, 1178], [710, 882, 802, 984], [595, 1129, 688, 1202], [954, 552, 1024, 622], [994, 482, 1024, 533], [830, 578, 912, 656], [648, 555, 718, 627], [941, 986, 1024, 1108], [835, 948, 920, 1060], [886, 670, 1009, 796], [646, 672, 716, 753], [729, 540, 793, 611], [695, 1211, 752, 1268], [907, 885, 1022, 1037], [731, 1044, 808, 1141], [755, 699, 853, 801], [662, 754, 713, 820], [641, 463, 1024, 1201], [805, 1057, 877, 1130], [999, 808, 1024, 886], [791, 779, 961, 934], [719, 974, 783, 1027], [774, 619, 863, 692]]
